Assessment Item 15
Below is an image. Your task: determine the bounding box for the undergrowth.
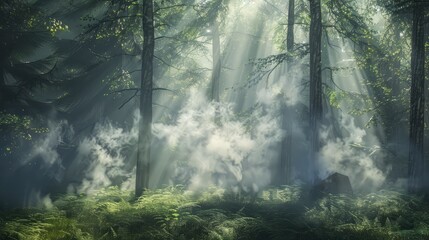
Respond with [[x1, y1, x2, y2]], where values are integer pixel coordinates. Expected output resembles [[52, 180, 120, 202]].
[[0, 186, 428, 240]]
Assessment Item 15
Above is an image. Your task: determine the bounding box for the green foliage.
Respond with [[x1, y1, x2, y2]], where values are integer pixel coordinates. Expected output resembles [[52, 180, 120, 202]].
[[247, 44, 309, 89], [260, 185, 303, 203], [80, 0, 141, 49], [103, 69, 136, 98], [326, 88, 346, 109], [305, 190, 429, 239], [324, 0, 410, 130], [45, 18, 69, 36], [1, 186, 429, 239], [0, 112, 49, 155], [0, 209, 92, 240], [0, 1, 68, 157], [136, 186, 197, 229]]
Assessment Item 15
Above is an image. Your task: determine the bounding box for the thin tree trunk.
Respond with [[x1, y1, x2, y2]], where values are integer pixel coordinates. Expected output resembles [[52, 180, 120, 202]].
[[408, 5, 425, 194], [136, 0, 154, 197], [211, 19, 221, 102], [309, 0, 322, 183], [286, 0, 295, 53], [280, 0, 295, 185]]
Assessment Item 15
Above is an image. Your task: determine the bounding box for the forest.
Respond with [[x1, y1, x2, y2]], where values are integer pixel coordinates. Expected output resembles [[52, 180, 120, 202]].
[[0, 0, 429, 239]]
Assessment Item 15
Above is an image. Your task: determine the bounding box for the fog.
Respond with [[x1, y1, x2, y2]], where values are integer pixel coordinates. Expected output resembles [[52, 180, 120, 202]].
[[0, 0, 415, 209]]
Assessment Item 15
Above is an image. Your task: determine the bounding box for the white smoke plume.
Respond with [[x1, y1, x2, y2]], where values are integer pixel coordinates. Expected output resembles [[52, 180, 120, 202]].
[[28, 120, 71, 164], [26, 120, 73, 182], [318, 112, 386, 192], [25, 190, 53, 209], [74, 112, 139, 194], [154, 88, 283, 193]]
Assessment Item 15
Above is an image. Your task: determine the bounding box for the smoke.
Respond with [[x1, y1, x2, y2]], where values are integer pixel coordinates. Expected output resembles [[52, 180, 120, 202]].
[[279, 64, 305, 107], [73, 112, 139, 194], [154, 88, 283, 193], [26, 120, 73, 182], [25, 190, 53, 209], [318, 112, 386, 192]]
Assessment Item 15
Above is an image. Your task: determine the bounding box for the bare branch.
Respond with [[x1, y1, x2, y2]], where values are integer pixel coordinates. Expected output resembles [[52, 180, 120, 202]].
[[153, 102, 171, 109], [118, 89, 139, 109], [154, 55, 181, 70], [108, 88, 140, 95], [152, 87, 176, 93]]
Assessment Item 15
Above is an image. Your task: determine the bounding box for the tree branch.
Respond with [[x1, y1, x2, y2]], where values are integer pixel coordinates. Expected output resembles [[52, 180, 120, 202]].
[[118, 89, 139, 109]]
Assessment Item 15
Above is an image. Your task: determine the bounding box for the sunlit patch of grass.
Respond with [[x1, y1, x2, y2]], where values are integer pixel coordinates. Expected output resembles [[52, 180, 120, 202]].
[[1, 186, 429, 239]]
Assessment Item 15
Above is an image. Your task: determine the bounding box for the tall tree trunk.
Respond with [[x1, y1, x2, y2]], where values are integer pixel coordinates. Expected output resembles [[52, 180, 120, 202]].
[[0, 68, 5, 106], [136, 0, 155, 197], [385, 26, 407, 180], [211, 19, 221, 102], [280, 0, 295, 185], [309, 0, 322, 183], [408, 5, 425, 194], [286, 0, 295, 53], [280, 111, 293, 184], [425, 14, 429, 191]]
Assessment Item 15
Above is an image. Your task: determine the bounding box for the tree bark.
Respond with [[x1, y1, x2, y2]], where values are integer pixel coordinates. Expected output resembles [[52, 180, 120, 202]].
[[280, 110, 293, 184], [211, 19, 221, 102], [425, 11, 429, 192], [408, 5, 425, 194], [280, 0, 295, 185], [286, 0, 295, 53], [136, 0, 154, 197], [309, 0, 322, 183]]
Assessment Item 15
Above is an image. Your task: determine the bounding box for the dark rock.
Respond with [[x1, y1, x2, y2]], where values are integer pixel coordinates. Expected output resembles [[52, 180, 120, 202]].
[[396, 215, 413, 230], [312, 172, 353, 197]]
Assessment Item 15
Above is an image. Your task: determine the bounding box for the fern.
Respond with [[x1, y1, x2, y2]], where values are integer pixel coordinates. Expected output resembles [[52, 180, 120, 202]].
[[1, 186, 429, 240]]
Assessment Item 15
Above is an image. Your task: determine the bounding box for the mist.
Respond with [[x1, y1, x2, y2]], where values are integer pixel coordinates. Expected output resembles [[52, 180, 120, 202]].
[[154, 88, 283, 193], [1, 0, 428, 238], [0, 0, 429, 240]]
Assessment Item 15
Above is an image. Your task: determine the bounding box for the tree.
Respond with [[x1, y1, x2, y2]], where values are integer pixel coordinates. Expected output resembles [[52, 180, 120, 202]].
[[0, 0, 67, 156], [408, 1, 426, 193], [279, 0, 295, 185], [309, 0, 322, 183], [382, 0, 428, 193], [210, 19, 221, 102], [57, 0, 212, 195], [193, 0, 226, 102], [135, 0, 155, 197], [0, 0, 62, 113], [349, 0, 427, 192]]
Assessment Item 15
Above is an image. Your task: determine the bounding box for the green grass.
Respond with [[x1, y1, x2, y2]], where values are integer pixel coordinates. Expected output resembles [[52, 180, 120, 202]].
[[1, 186, 428, 240]]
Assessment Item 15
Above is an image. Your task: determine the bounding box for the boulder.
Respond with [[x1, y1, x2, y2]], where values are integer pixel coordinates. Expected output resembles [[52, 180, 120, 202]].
[[313, 172, 353, 196]]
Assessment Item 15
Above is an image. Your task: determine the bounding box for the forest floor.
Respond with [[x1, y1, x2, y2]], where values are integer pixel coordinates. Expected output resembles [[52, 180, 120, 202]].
[[1, 185, 429, 240]]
